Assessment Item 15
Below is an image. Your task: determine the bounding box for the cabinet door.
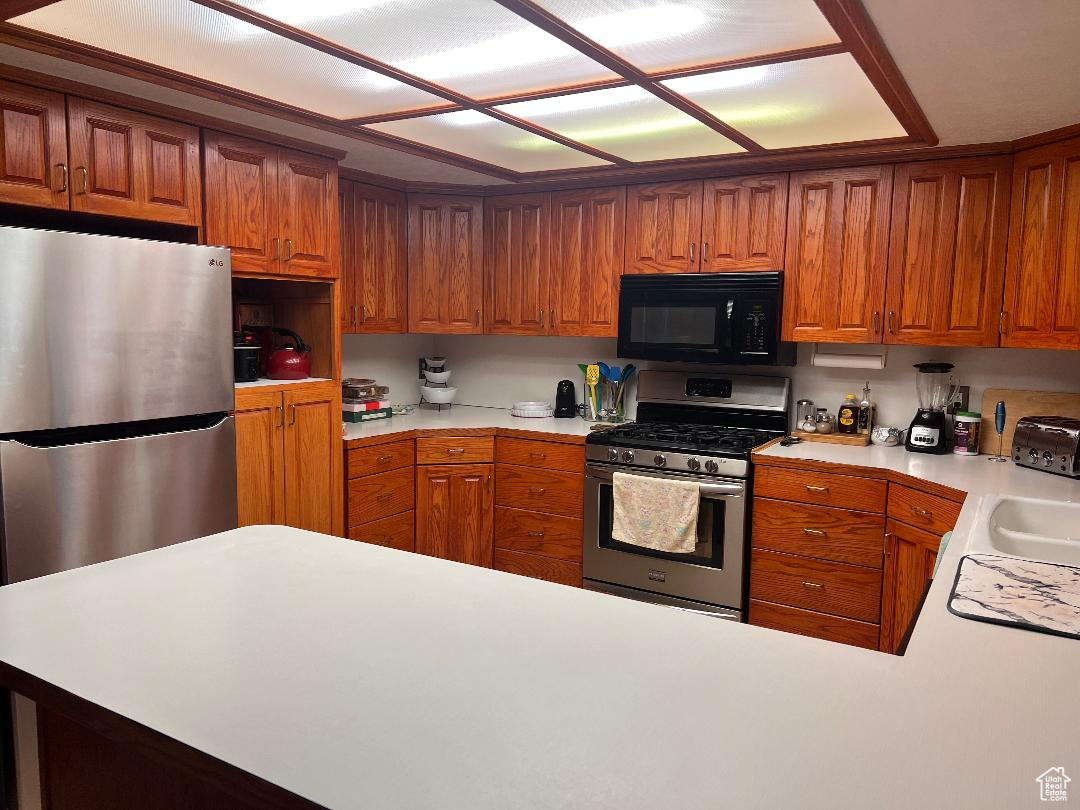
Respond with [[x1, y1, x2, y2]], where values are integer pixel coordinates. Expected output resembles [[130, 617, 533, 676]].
[[416, 464, 494, 567], [282, 384, 342, 536], [701, 174, 788, 271], [68, 97, 200, 225], [1002, 138, 1080, 349], [624, 180, 702, 273], [408, 194, 484, 333], [880, 519, 941, 654], [549, 187, 625, 336], [783, 166, 892, 342], [234, 389, 285, 527], [885, 158, 1010, 346], [351, 182, 407, 332], [485, 193, 549, 335], [0, 79, 68, 209], [203, 131, 280, 274], [278, 148, 338, 279], [339, 182, 354, 331]]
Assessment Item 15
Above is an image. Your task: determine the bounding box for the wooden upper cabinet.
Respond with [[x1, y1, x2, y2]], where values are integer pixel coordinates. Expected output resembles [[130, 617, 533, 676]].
[[408, 193, 484, 333], [485, 192, 549, 335], [339, 184, 353, 332], [885, 157, 1011, 347], [204, 131, 280, 273], [549, 186, 625, 336], [0, 79, 67, 209], [67, 97, 200, 225], [278, 148, 338, 278], [624, 180, 702, 273], [343, 181, 407, 333], [783, 166, 893, 343], [415, 463, 494, 568], [1002, 137, 1080, 349], [700, 174, 788, 271]]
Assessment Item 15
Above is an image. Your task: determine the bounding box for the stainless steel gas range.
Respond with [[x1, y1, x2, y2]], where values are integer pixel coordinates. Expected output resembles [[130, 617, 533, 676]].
[[583, 371, 790, 621]]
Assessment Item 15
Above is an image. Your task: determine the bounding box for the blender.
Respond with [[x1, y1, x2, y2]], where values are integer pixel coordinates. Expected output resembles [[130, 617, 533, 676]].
[[905, 362, 960, 454]]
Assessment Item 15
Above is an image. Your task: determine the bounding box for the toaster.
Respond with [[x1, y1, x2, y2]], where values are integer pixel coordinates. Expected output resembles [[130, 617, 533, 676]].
[[1012, 416, 1080, 477]]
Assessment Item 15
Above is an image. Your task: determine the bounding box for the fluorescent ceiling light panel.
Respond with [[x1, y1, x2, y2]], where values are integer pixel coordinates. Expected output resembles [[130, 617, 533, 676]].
[[533, 0, 841, 73], [11, 0, 443, 118], [367, 112, 612, 172], [663, 53, 907, 148], [233, 0, 618, 100], [497, 86, 744, 162]]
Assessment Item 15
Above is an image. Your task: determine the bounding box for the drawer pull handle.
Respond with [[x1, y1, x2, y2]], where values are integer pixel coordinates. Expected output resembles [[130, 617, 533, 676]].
[[528, 487, 546, 495], [526, 530, 545, 538], [803, 528, 827, 537], [801, 581, 824, 590], [377, 455, 393, 463], [376, 493, 392, 502], [529, 452, 547, 459], [910, 506, 932, 518], [805, 485, 829, 493], [447, 448, 466, 455]]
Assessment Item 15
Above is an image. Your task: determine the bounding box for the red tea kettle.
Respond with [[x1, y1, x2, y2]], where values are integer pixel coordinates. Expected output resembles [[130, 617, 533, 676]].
[[266, 328, 312, 380]]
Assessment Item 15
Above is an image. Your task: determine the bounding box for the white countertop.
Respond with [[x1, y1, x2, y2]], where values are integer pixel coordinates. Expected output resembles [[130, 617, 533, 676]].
[[343, 404, 598, 442], [0, 516, 1078, 808], [235, 377, 332, 389]]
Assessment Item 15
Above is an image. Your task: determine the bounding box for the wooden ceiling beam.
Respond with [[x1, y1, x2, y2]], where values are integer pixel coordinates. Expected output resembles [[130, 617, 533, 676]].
[[0, 0, 60, 20], [489, 0, 765, 153], [813, 0, 937, 145]]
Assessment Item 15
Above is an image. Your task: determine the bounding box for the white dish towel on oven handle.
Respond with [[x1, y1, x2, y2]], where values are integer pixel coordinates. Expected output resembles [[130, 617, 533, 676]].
[[611, 471, 700, 554]]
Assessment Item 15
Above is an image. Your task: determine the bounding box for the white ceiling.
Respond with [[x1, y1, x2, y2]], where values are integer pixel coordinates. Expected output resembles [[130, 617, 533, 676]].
[[3, 1, 1080, 180], [863, 0, 1080, 145]]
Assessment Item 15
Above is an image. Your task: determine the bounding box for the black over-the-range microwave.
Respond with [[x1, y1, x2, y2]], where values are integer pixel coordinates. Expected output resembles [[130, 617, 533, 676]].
[[616, 272, 796, 366]]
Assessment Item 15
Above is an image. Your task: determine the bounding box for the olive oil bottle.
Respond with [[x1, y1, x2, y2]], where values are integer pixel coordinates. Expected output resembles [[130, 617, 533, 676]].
[[858, 381, 875, 435]]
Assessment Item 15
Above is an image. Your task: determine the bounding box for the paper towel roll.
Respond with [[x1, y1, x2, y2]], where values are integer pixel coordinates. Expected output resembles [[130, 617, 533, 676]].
[[810, 349, 887, 369]]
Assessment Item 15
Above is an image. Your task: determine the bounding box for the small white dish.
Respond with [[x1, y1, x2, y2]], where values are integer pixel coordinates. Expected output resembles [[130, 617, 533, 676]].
[[420, 385, 457, 404], [424, 357, 447, 370], [424, 369, 452, 384], [511, 401, 554, 418]]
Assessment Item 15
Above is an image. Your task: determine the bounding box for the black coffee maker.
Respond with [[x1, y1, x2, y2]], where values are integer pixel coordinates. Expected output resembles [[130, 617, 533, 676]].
[[554, 379, 576, 418]]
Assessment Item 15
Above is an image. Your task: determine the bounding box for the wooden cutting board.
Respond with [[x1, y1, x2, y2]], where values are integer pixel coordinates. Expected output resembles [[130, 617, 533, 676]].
[[979, 389, 1080, 454]]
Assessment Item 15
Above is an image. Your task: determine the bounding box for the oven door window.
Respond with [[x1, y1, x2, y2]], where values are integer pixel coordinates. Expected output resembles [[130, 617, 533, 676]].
[[596, 480, 724, 569]]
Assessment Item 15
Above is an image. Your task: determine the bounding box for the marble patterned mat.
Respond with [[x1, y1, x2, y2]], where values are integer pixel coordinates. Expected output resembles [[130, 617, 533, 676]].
[[948, 554, 1080, 641]]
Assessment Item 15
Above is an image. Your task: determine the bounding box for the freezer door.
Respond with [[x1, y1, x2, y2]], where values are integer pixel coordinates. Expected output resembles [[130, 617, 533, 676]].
[[0, 416, 237, 584], [0, 226, 233, 433]]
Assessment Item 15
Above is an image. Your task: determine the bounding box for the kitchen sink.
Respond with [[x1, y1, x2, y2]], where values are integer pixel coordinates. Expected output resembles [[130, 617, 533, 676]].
[[984, 496, 1080, 565]]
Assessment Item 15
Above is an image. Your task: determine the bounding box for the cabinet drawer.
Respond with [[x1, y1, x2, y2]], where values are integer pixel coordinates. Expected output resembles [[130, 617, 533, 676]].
[[496, 437, 584, 473], [348, 511, 414, 553], [495, 465, 583, 518], [416, 436, 493, 464], [347, 466, 414, 525], [495, 506, 582, 561], [749, 599, 880, 650], [750, 549, 882, 623], [755, 466, 887, 513], [887, 484, 961, 535], [495, 548, 581, 587], [347, 439, 414, 479], [752, 498, 885, 568]]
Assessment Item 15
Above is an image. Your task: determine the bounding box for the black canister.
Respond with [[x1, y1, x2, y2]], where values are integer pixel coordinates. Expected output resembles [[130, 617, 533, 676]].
[[234, 332, 262, 382], [554, 379, 577, 418]]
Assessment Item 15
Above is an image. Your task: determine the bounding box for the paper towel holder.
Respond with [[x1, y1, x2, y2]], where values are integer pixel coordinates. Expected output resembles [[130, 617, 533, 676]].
[[810, 344, 888, 370]]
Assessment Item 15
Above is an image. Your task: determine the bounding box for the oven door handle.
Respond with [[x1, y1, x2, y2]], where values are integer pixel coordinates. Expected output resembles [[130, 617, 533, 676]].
[[586, 466, 744, 498]]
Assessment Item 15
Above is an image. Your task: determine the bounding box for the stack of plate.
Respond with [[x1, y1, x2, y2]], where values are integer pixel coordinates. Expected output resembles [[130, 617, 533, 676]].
[[511, 401, 554, 418]]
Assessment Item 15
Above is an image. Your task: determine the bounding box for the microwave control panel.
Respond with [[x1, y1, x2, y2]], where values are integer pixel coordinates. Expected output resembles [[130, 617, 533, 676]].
[[738, 301, 771, 354]]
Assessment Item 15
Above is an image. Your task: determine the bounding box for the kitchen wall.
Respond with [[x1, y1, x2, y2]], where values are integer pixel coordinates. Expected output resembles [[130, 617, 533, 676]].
[[342, 334, 1080, 427]]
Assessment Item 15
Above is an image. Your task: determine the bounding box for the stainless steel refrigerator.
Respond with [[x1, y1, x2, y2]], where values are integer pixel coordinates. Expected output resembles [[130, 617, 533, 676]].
[[0, 226, 238, 809]]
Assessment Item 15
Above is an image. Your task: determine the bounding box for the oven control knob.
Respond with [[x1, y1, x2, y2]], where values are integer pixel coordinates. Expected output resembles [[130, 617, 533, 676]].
[[607, 448, 619, 462], [686, 457, 701, 471], [621, 450, 635, 463], [654, 454, 666, 467], [704, 460, 719, 473], [1028, 448, 1039, 463]]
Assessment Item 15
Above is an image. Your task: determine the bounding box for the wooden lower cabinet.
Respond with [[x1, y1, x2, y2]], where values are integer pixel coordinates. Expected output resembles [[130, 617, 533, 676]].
[[749, 599, 880, 650], [495, 548, 581, 587], [879, 518, 943, 654], [415, 463, 494, 567], [234, 382, 342, 536], [345, 440, 415, 551], [348, 511, 415, 553], [750, 549, 882, 624]]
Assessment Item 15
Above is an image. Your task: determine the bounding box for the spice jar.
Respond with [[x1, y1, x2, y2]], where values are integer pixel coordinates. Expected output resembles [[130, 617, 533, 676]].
[[814, 408, 837, 435]]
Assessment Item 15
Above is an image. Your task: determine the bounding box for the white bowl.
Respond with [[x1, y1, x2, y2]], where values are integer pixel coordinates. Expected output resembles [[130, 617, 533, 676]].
[[420, 385, 457, 404], [424, 356, 447, 370], [424, 369, 452, 384]]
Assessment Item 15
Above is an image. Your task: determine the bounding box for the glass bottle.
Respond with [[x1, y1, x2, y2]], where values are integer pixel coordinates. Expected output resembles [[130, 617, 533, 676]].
[[838, 393, 860, 434]]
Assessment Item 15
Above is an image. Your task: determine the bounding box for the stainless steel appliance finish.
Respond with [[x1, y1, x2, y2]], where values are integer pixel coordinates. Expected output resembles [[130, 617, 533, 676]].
[[0, 226, 237, 810], [1012, 416, 1080, 477], [584, 371, 790, 619], [582, 579, 741, 621], [0, 226, 233, 434], [0, 416, 237, 584]]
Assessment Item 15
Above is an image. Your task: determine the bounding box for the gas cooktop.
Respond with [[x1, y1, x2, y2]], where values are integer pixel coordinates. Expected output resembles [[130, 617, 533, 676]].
[[587, 422, 781, 455]]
